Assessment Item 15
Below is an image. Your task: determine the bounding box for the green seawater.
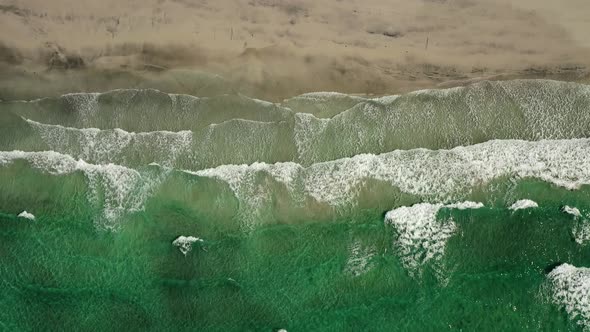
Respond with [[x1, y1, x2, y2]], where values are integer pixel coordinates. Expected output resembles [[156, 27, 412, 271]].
[[2, 79, 590, 331]]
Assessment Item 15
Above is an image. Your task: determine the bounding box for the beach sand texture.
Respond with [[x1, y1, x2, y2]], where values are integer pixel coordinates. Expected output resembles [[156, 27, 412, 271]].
[[1, 0, 590, 99]]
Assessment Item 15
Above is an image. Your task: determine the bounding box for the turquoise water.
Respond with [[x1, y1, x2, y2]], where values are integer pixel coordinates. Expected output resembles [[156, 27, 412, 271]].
[[2, 79, 590, 331]]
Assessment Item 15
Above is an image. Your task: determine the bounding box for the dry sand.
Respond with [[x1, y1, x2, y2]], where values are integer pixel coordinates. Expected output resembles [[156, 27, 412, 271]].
[[1, 0, 590, 100]]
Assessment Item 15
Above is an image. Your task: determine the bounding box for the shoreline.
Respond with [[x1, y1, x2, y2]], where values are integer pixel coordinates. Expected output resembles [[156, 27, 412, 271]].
[[1, 59, 589, 102]]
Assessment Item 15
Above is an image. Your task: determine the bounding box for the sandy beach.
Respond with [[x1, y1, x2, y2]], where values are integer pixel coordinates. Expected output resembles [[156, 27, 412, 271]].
[[1, 0, 590, 100]]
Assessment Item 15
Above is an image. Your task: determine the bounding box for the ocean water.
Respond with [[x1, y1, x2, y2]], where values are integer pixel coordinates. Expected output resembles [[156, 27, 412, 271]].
[[2, 79, 590, 331]]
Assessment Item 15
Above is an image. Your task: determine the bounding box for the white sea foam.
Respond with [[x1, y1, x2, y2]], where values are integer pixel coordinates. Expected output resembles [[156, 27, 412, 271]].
[[168, 92, 201, 112], [410, 85, 463, 97], [0, 150, 159, 229], [574, 222, 590, 245], [306, 139, 590, 205], [547, 263, 590, 330], [293, 113, 330, 162], [190, 162, 301, 230], [192, 162, 300, 191], [371, 95, 400, 104], [58, 92, 101, 127], [562, 206, 590, 245], [384, 201, 483, 276], [509, 199, 539, 211], [27, 117, 292, 170], [285, 92, 366, 108], [172, 236, 203, 255], [193, 138, 590, 217], [564, 206, 582, 217], [15, 80, 590, 169], [248, 95, 277, 107], [447, 201, 485, 210], [288, 80, 590, 165], [295, 91, 358, 99], [498, 80, 590, 141], [27, 119, 193, 167], [17, 211, 35, 220], [344, 240, 376, 277]]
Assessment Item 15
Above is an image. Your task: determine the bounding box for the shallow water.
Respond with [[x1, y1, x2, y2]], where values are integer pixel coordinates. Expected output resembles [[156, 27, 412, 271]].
[[2, 79, 590, 331]]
